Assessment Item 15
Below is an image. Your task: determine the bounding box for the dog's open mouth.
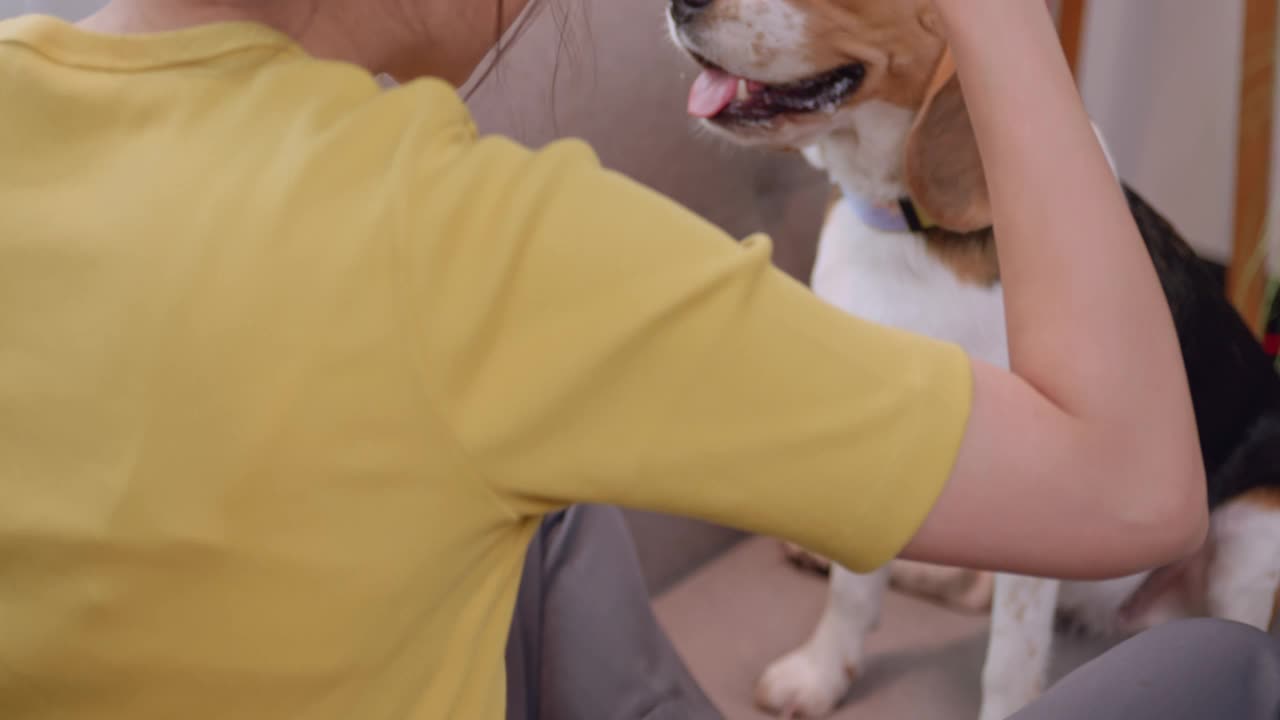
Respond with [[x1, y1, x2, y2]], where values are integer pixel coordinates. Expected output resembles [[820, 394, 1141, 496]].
[[686, 54, 866, 124]]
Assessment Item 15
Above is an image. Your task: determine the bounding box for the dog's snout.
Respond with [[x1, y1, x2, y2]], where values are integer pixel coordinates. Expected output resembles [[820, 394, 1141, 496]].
[[669, 0, 713, 26]]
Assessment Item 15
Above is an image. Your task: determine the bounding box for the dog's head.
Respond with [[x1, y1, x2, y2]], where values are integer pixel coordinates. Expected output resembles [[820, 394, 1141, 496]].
[[668, 0, 990, 231]]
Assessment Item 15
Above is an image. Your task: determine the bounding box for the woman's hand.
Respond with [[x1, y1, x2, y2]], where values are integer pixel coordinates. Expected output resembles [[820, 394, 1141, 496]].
[[901, 0, 1207, 579]]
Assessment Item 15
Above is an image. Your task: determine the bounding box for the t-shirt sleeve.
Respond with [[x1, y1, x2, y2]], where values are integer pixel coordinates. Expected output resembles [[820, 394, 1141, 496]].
[[406, 133, 974, 573]]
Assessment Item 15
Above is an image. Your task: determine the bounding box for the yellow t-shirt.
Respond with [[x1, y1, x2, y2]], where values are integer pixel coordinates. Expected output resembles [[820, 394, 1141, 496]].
[[0, 15, 972, 720]]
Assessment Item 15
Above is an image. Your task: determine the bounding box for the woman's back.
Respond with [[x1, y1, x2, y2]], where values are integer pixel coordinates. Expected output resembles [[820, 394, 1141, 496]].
[[1, 16, 982, 718], [0, 16, 546, 719]]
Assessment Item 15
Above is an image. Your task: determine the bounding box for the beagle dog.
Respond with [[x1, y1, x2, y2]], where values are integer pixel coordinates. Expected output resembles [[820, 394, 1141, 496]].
[[666, 1, 1280, 718]]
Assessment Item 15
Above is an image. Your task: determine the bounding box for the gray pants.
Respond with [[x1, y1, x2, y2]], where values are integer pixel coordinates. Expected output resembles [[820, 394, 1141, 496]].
[[506, 505, 1280, 720], [504, 505, 722, 720]]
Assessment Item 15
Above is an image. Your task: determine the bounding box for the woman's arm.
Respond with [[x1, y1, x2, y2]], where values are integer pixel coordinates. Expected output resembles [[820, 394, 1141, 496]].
[[416, 0, 1203, 577], [900, 0, 1207, 578]]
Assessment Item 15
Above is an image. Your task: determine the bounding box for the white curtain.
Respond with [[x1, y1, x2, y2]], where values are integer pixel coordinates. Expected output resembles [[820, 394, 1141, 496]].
[[1078, 0, 1280, 265], [0, 0, 103, 20]]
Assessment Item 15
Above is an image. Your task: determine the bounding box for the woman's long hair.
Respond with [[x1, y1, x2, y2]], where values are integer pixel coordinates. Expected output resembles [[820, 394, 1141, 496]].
[[463, 0, 547, 99]]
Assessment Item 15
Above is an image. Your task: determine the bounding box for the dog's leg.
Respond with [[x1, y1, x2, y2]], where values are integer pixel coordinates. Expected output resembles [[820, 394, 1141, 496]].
[[889, 560, 995, 614], [978, 573, 1061, 720], [1206, 490, 1280, 631], [755, 564, 889, 718]]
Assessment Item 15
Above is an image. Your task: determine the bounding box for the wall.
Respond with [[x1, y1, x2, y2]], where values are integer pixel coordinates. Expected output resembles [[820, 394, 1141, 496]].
[[1076, 0, 1279, 266]]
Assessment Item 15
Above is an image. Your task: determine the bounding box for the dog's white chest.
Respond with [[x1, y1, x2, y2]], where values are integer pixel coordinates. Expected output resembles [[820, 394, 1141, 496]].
[[810, 200, 1009, 370]]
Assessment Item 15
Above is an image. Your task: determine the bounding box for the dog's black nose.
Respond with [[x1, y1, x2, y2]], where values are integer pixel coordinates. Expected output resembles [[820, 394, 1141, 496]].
[[670, 0, 713, 25]]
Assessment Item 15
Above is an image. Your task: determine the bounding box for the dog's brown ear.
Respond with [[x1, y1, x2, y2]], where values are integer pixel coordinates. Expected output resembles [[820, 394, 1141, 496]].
[[903, 49, 992, 232]]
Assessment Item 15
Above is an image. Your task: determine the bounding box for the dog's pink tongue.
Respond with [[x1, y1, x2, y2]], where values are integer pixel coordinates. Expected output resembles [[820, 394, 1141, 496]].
[[688, 68, 739, 118]]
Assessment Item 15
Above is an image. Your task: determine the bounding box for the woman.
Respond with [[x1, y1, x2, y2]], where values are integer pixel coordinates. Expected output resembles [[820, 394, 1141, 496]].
[[0, 0, 1271, 718]]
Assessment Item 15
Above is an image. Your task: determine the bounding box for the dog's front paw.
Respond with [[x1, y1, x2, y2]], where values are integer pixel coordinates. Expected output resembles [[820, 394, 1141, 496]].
[[755, 646, 852, 718]]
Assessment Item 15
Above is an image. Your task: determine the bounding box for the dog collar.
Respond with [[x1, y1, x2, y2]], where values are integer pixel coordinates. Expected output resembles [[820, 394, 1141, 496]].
[[845, 45, 950, 234], [843, 190, 935, 233]]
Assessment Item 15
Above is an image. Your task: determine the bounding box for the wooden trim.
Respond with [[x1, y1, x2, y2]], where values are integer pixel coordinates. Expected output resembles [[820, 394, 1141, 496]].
[[1057, 0, 1089, 79], [1227, 0, 1278, 336]]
